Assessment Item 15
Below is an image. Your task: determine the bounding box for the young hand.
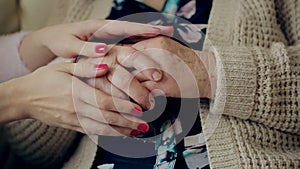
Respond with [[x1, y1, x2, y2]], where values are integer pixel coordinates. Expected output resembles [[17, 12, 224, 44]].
[[0, 60, 147, 136], [19, 19, 169, 71]]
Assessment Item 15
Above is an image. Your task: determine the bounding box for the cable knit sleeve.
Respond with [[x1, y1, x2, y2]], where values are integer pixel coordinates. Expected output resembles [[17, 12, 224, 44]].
[[208, 44, 300, 135], [0, 32, 31, 82], [204, 0, 300, 134], [4, 120, 79, 168]]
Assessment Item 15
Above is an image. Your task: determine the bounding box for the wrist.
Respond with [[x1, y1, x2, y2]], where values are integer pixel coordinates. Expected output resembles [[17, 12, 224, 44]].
[[0, 78, 29, 124], [189, 51, 217, 99], [201, 54, 217, 99], [19, 30, 56, 71]]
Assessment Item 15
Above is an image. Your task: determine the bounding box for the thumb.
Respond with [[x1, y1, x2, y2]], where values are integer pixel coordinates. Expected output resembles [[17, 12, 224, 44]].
[[55, 61, 109, 78]]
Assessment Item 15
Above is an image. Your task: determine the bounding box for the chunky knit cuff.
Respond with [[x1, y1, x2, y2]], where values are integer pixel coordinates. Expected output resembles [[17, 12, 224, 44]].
[[207, 45, 257, 120], [206, 43, 300, 134], [4, 119, 78, 168]]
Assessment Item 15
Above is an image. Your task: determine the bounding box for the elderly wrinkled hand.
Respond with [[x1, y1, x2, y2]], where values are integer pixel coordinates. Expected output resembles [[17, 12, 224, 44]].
[[131, 36, 216, 99]]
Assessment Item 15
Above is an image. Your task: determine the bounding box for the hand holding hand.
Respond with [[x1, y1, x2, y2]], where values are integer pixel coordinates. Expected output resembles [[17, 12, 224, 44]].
[[131, 36, 216, 99], [19, 20, 169, 71], [1, 60, 148, 136], [83, 43, 167, 110]]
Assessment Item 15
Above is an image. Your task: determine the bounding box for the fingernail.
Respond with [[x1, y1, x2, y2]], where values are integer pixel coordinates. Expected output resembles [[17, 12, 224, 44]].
[[148, 94, 155, 110], [95, 44, 106, 54], [130, 130, 141, 136], [131, 107, 142, 115], [156, 25, 174, 36], [152, 71, 162, 81], [145, 95, 155, 110], [138, 123, 149, 132], [95, 64, 107, 70]]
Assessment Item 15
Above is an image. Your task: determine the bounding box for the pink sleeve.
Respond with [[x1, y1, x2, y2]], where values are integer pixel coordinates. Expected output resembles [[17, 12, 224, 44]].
[[0, 32, 31, 82]]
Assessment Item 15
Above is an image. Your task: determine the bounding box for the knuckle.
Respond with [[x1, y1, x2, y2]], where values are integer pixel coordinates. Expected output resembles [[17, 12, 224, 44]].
[[135, 93, 149, 105], [102, 127, 113, 135], [98, 97, 112, 110], [61, 100, 75, 114], [96, 126, 114, 136], [119, 118, 130, 128], [115, 91, 127, 100], [53, 112, 62, 120], [129, 50, 139, 61], [104, 115, 118, 124], [117, 129, 129, 136], [61, 115, 74, 125], [125, 121, 135, 129]]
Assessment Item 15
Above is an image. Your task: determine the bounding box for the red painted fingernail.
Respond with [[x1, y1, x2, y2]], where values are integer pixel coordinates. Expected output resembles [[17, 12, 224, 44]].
[[138, 123, 149, 132], [131, 107, 142, 115], [95, 64, 107, 70], [95, 44, 106, 53], [130, 130, 141, 136]]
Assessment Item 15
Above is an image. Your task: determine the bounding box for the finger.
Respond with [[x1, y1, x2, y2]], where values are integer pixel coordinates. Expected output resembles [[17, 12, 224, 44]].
[[113, 45, 162, 82], [86, 77, 128, 100], [141, 81, 163, 97], [132, 70, 151, 82], [70, 36, 108, 57], [107, 64, 154, 109], [77, 116, 124, 136], [74, 20, 163, 39], [155, 25, 174, 37], [53, 61, 109, 78], [78, 116, 143, 136], [76, 102, 147, 130], [93, 20, 163, 38], [110, 125, 141, 137], [75, 81, 144, 116]]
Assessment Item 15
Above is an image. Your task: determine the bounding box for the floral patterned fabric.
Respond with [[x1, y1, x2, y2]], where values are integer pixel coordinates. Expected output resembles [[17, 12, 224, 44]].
[[107, 0, 212, 50], [95, 1, 212, 169]]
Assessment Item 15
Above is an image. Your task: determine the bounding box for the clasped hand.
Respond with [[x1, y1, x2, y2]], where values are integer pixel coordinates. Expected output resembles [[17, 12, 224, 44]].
[[80, 36, 216, 137], [6, 20, 215, 137]]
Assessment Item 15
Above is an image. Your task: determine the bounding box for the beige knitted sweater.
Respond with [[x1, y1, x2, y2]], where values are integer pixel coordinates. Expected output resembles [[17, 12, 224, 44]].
[[4, 0, 300, 168]]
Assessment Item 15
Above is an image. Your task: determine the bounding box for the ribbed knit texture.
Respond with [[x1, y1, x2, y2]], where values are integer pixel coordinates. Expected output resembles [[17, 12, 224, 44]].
[[4, 120, 77, 168], [4, 0, 300, 169], [203, 0, 300, 168]]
